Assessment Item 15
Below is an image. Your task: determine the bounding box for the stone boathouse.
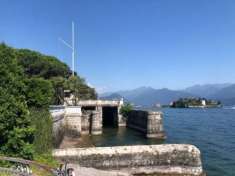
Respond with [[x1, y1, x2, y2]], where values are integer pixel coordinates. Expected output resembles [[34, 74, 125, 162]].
[[51, 99, 165, 141], [51, 98, 206, 176]]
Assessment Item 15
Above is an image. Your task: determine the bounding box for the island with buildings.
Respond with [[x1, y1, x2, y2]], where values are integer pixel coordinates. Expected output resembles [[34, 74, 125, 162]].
[[170, 98, 222, 108]]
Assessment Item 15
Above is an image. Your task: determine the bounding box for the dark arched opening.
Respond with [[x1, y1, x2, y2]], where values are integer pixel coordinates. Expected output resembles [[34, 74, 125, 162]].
[[102, 107, 118, 127]]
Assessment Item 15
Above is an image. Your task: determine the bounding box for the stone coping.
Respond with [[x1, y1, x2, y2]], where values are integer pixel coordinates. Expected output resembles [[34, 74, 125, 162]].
[[53, 144, 204, 176]]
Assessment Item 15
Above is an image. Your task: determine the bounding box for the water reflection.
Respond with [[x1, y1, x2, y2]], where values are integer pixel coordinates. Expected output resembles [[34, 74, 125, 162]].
[[90, 127, 164, 147]]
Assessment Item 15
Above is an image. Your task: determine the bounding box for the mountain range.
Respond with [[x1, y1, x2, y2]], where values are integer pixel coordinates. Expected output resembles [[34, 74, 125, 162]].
[[99, 83, 235, 107]]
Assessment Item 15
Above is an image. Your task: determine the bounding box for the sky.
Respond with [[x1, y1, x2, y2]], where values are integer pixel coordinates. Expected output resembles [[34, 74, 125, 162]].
[[1, 0, 235, 93]]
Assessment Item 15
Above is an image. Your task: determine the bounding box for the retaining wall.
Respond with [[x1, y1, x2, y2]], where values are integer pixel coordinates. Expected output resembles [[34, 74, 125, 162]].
[[53, 144, 205, 176], [127, 110, 165, 139]]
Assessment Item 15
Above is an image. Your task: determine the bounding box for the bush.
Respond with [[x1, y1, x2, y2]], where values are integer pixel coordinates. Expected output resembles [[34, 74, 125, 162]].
[[0, 44, 34, 159], [25, 78, 54, 108], [29, 108, 53, 155], [120, 103, 133, 118]]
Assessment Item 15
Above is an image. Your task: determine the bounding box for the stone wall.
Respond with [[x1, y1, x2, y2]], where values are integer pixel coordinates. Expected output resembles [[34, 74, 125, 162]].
[[53, 144, 205, 176], [51, 103, 165, 143], [81, 112, 91, 134], [90, 110, 102, 135], [127, 110, 165, 139], [64, 106, 82, 137], [52, 106, 103, 147]]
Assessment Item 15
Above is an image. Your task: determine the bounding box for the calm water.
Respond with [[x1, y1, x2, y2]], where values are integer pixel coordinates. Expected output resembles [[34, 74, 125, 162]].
[[89, 108, 235, 176]]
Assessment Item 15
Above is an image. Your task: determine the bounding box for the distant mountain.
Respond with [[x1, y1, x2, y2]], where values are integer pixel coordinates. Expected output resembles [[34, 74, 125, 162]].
[[125, 88, 194, 107], [209, 84, 235, 106], [100, 93, 123, 101], [100, 87, 195, 107], [184, 83, 232, 97], [117, 87, 156, 101], [100, 83, 235, 107]]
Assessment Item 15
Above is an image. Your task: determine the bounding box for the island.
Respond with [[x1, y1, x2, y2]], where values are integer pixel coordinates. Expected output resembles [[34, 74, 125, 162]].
[[170, 97, 222, 108]]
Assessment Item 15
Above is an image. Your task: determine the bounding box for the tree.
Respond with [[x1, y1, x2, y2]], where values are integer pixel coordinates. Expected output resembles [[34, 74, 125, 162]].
[[25, 78, 54, 108], [16, 49, 97, 104], [50, 76, 66, 105], [120, 103, 133, 118], [0, 43, 34, 159], [64, 76, 97, 104], [0, 43, 97, 159], [16, 49, 71, 79]]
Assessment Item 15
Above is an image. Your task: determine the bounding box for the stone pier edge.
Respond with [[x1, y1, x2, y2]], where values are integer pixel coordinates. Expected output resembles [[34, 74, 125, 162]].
[[53, 144, 205, 176]]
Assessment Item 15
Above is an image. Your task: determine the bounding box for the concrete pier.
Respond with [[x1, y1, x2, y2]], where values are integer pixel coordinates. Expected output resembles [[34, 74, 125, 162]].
[[127, 110, 165, 139], [64, 106, 82, 137], [81, 113, 90, 135], [91, 111, 102, 135], [53, 144, 205, 176]]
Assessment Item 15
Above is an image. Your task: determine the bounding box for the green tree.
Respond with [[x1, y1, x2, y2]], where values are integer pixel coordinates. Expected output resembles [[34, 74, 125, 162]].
[[25, 78, 54, 108], [65, 76, 97, 104], [0, 43, 34, 159], [16, 49, 97, 104], [50, 76, 66, 105], [16, 49, 71, 79], [120, 103, 133, 118], [0, 43, 97, 160]]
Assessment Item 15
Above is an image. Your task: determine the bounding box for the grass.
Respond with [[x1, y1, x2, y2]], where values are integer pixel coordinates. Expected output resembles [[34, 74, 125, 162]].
[[0, 173, 12, 176], [0, 153, 60, 176], [32, 153, 60, 176]]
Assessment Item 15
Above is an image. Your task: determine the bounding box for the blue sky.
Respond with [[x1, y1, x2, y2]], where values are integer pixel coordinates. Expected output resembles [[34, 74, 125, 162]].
[[1, 0, 235, 93]]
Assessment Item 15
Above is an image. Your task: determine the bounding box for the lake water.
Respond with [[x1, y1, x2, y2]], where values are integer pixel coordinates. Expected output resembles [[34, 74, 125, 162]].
[[89, 108, 235, 176]]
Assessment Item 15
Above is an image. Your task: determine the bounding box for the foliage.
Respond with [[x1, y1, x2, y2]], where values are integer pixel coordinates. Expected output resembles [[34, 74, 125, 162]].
[[16, 49, 97, 104], [25, 78, 54, 108], [64, 76, 97, 104], [0, 44, 34, 159], [0, 173, 12, 176], [29, 108, 53, 155], [171, 97, 221, 108], [31, 154, 59, 176], [50, 76, 66, 105], [0, 43, 97, 161], [16, 49, 71, 79], [34, 153, 59, 168], [120, 103, 133, 118]]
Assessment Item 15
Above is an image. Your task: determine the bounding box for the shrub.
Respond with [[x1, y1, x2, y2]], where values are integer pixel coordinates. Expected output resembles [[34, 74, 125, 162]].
[[0, 44, 34, 159], [25, 78, 54, 108], [120, 103, 133, 118], [29, 108, 53, 155]]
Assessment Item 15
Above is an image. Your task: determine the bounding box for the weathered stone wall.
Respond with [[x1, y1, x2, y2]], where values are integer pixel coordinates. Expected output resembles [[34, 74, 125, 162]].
[[53, 144, 204, 176], [52, 110, 66, 148], [51, 106, 82, 147], [81, 112, 91, 134], [127, 110, 148, 132], [127, 110, 165, 139], [51, 100, 124, 137], [147, 111, 165, 138], [64, 106, 82, 137], [51, 102, 165, 140], [91, 110, 102, 135]]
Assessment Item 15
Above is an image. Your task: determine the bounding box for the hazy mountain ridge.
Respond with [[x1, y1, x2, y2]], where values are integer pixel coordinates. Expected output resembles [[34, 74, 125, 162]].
[[183, 83, 232, 97], [100, 83, 235, 107], [208, 84, 235, 106]]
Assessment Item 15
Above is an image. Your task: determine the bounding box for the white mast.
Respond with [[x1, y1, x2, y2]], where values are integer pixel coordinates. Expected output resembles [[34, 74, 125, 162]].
[[59, 21, 75, 76], [72, 21, 75, 76]]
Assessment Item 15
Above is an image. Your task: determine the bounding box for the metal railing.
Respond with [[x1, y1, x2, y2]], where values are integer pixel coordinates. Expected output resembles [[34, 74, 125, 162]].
[[0, 156, 73, 176]]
